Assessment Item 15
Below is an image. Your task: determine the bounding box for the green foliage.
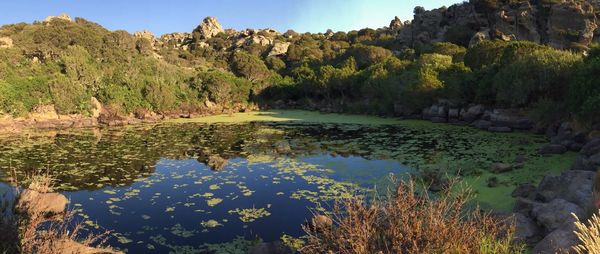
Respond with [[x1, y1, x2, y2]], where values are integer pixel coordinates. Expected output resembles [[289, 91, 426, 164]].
[[265, 56, 286, 72], [193, 69, 252, 106], [346, 44, 393, 68], [230, 51, 271, 82], [569, 46, 600, 124], [492, 47, 581, 107]]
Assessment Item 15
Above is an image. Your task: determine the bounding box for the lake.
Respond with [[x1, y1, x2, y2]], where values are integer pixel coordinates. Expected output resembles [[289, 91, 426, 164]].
[[0, 111, 576, 253]]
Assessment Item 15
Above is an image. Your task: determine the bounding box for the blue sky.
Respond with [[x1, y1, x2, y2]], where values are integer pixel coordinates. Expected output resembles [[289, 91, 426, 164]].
[[0, 0, 461, 36]]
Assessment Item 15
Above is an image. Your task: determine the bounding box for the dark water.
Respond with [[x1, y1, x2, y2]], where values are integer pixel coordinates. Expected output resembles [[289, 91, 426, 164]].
[[0, 120, 556, 253]]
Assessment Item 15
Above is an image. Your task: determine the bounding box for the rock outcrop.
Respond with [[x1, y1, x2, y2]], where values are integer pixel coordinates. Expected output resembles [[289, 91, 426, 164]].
[[44, 13, 72, 23], [572, 137, 600, 171], [392, 0, 600, 50], [389, 16, 404, 31], [511, 170, 594, 252], [193, 17, 224, 40], [268, 41, 291, 56], [0, 37, 13, 48]]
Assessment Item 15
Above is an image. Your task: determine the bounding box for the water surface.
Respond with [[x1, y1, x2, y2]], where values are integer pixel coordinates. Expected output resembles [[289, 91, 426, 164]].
[[0, 111, 575, 253]]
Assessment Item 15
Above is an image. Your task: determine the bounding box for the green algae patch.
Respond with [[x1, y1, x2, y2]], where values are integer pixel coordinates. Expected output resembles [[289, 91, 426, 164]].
[[166, 110, 404, 125], [464, 151, 578, 211]]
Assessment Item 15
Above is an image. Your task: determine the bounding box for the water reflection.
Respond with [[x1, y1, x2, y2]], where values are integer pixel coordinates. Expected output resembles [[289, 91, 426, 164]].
[[0, 121, 554, 252]]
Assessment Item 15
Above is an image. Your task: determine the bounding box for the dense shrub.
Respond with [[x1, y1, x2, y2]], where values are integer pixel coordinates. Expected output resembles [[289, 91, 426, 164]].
[[192, 69, 252, 106], [346, 44, 393, 68], [569, 47, 600, 124], [230, 51, 271, 82], [492, 47, 581, 107]]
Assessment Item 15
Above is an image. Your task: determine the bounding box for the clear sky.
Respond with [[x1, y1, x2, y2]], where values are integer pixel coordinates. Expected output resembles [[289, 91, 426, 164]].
[[0, 0, 462, 36]]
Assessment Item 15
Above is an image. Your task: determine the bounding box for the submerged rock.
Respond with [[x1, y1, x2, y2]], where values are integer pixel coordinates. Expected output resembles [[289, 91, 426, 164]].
[[306, 215, 333, 233], [274, 140, 292, 154], [15, 189, 68, 216], [207, 154, 228, 171]]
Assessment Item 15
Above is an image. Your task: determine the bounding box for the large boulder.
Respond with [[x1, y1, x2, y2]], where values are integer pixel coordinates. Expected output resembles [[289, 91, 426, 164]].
[[471, 120, 492, 130], [531, 198, 584, 232], [532, 229, 578, 254], [535, 170, 594, 209], [469, 29, 490, 47], [389, 16, 404, 31], [547, 0, 598, 49], [492, 2, 540, 43], [15, 190, 68, 216], [268, 41, 291, 56], [0, 37, 13, 48], [193, 17, 224, 40], [513, 213, 543, 245], [44, 13, 72, 23], [489, 109, 533, 130], [460, 104, 485, 122]]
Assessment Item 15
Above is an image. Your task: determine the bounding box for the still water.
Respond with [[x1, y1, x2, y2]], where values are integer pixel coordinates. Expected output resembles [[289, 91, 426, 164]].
[[0, 112, 571, 253]]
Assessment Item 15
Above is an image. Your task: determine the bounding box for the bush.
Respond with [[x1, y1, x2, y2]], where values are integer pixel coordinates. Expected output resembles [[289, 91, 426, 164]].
[[493, 47, 581, 107], [192, 69, 252, 106], [230, 51, 271, 82], [569, 47, 600, 125], [48, 74, 90, 114], [301, 178, 522, 254], [346, 44, 393, 68]]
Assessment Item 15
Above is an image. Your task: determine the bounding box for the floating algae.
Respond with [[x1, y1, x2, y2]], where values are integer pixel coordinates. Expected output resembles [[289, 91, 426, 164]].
[[0, 111, 577, 253]]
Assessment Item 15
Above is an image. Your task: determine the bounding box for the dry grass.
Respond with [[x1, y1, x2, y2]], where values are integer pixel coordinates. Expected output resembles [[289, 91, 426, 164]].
[[573, 213, 600, 254], [1, 168, 113, 254], [19, 211, 111, 254], [300, 177, 523, 254]]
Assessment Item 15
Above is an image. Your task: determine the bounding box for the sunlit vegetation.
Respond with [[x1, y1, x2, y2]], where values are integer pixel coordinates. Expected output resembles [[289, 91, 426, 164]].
[[1, 17, 599, 128]]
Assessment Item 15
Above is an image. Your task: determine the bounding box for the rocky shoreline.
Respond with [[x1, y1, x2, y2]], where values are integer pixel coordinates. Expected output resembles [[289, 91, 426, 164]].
[[0, 99, 258, 134], [414, 101, 600, 252]]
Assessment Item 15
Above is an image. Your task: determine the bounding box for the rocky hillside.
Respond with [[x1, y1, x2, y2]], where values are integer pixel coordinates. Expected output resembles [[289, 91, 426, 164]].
[[393, 0, 600, 50]]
